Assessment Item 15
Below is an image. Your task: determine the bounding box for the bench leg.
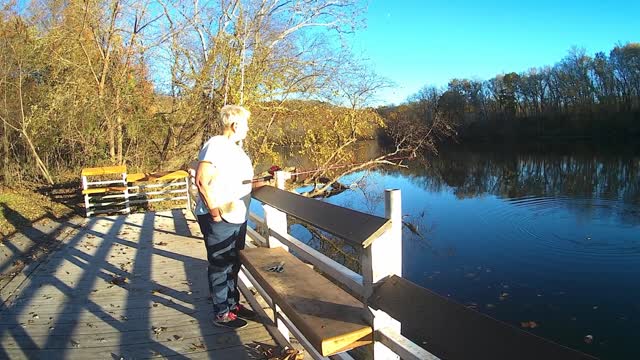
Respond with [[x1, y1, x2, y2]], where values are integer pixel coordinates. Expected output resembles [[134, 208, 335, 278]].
[[124, 188, 131, 214], [84, 194, 91, 217]]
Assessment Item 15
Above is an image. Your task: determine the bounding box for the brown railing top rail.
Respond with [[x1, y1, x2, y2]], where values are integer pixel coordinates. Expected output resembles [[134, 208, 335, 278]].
[[369, 275, 598, 360], [252, 186, 390, 248]]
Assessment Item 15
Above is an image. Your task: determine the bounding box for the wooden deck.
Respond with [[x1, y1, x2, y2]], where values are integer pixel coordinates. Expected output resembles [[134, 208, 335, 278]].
[[0, 210, 276, 359]]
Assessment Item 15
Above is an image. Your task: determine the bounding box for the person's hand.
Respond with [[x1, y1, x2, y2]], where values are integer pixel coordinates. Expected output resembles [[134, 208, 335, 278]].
[[252, 177, 272, 189], [209, 208, 222, 222], [268, 165, 281, 175]]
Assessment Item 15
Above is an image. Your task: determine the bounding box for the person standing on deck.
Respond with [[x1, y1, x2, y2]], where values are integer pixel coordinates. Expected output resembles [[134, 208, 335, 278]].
[[194, 105, 260, 329]]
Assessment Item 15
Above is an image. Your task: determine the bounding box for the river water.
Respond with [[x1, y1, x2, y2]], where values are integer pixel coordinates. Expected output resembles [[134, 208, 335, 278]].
[[257, 142, 640, 359]]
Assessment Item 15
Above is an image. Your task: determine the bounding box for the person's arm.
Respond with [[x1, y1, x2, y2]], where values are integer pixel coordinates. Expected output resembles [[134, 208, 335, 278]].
[[195, 161, 222, 222], [251, 176, 273, 189], [250, 171, 292, 190]]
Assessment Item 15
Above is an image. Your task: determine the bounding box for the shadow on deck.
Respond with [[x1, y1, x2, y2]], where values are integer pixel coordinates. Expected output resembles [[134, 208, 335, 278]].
[[0, 209, 276, 359]]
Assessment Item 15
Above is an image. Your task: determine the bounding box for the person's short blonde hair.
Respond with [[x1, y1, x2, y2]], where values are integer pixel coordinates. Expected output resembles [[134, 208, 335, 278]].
[[220, 105, 250, 128]]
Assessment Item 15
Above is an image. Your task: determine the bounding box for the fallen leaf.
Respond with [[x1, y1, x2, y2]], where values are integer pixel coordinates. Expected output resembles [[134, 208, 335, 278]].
[[520, 321, 538, 329], [584, 335, 594, 344], [110, 275, 127, 286], [281, 348, 304, 360], [190, 342, 206, 350], [152, 326, 167, 337]]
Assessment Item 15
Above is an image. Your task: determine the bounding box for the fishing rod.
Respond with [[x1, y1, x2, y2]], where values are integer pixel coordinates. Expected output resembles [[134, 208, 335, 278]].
[[242, 155, 414, 184]]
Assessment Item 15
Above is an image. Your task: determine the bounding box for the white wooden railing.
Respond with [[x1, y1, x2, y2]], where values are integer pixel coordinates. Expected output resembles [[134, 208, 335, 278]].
[[186, 169, 437, 360]]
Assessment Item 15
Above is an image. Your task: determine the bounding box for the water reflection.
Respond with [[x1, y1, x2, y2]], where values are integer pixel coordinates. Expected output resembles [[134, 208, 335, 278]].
[[386, 145, 640, 225]]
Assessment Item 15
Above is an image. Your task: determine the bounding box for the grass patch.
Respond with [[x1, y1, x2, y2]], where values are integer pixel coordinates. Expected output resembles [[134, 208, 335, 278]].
[[0, 187, 75, 237]]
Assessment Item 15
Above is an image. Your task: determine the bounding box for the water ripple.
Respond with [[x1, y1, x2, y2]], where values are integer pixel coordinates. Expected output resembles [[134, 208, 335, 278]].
[[489, 195, 640, 266]]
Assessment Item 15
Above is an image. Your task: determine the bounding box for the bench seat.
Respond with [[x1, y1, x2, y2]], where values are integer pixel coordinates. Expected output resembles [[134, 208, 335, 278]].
[[81, 165, 127, 177], [240, 247, 372, 356]]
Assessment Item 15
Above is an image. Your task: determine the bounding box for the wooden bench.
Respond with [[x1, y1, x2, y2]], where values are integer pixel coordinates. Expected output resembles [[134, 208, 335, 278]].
[[126, 170, 190, 209], [240, 247, 373, 356], [81, 166, 191, 217], [81, 165, 130, 217]]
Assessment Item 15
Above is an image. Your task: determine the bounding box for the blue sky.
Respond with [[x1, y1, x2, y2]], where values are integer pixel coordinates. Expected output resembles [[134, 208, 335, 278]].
[[352, 0, 640, 105]]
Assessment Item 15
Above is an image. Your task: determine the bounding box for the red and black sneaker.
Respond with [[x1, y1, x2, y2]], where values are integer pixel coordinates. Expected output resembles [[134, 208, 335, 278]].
[[213, 311, 248, 329], [232, 303, 256, 320]]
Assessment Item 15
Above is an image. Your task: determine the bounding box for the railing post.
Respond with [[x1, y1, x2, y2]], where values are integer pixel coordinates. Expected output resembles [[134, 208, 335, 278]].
[[263, 171, 289, 251], [187, 162, 199, 218], [82, 175, 90, 217], [263, 170, 290, 340], [122, 171, 130, 214], [362, 189, 402, 360]]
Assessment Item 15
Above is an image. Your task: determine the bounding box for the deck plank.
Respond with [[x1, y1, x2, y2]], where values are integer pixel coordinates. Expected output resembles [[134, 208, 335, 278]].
[[0, 211, 276, 359]]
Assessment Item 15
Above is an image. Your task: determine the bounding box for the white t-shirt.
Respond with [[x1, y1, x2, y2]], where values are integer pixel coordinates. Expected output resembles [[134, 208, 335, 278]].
[[195, 135, 254, 224]]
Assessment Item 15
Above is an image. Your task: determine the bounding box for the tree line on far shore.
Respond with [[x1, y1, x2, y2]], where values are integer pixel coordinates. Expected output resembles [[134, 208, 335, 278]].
[[381, 44, 640, 142]]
